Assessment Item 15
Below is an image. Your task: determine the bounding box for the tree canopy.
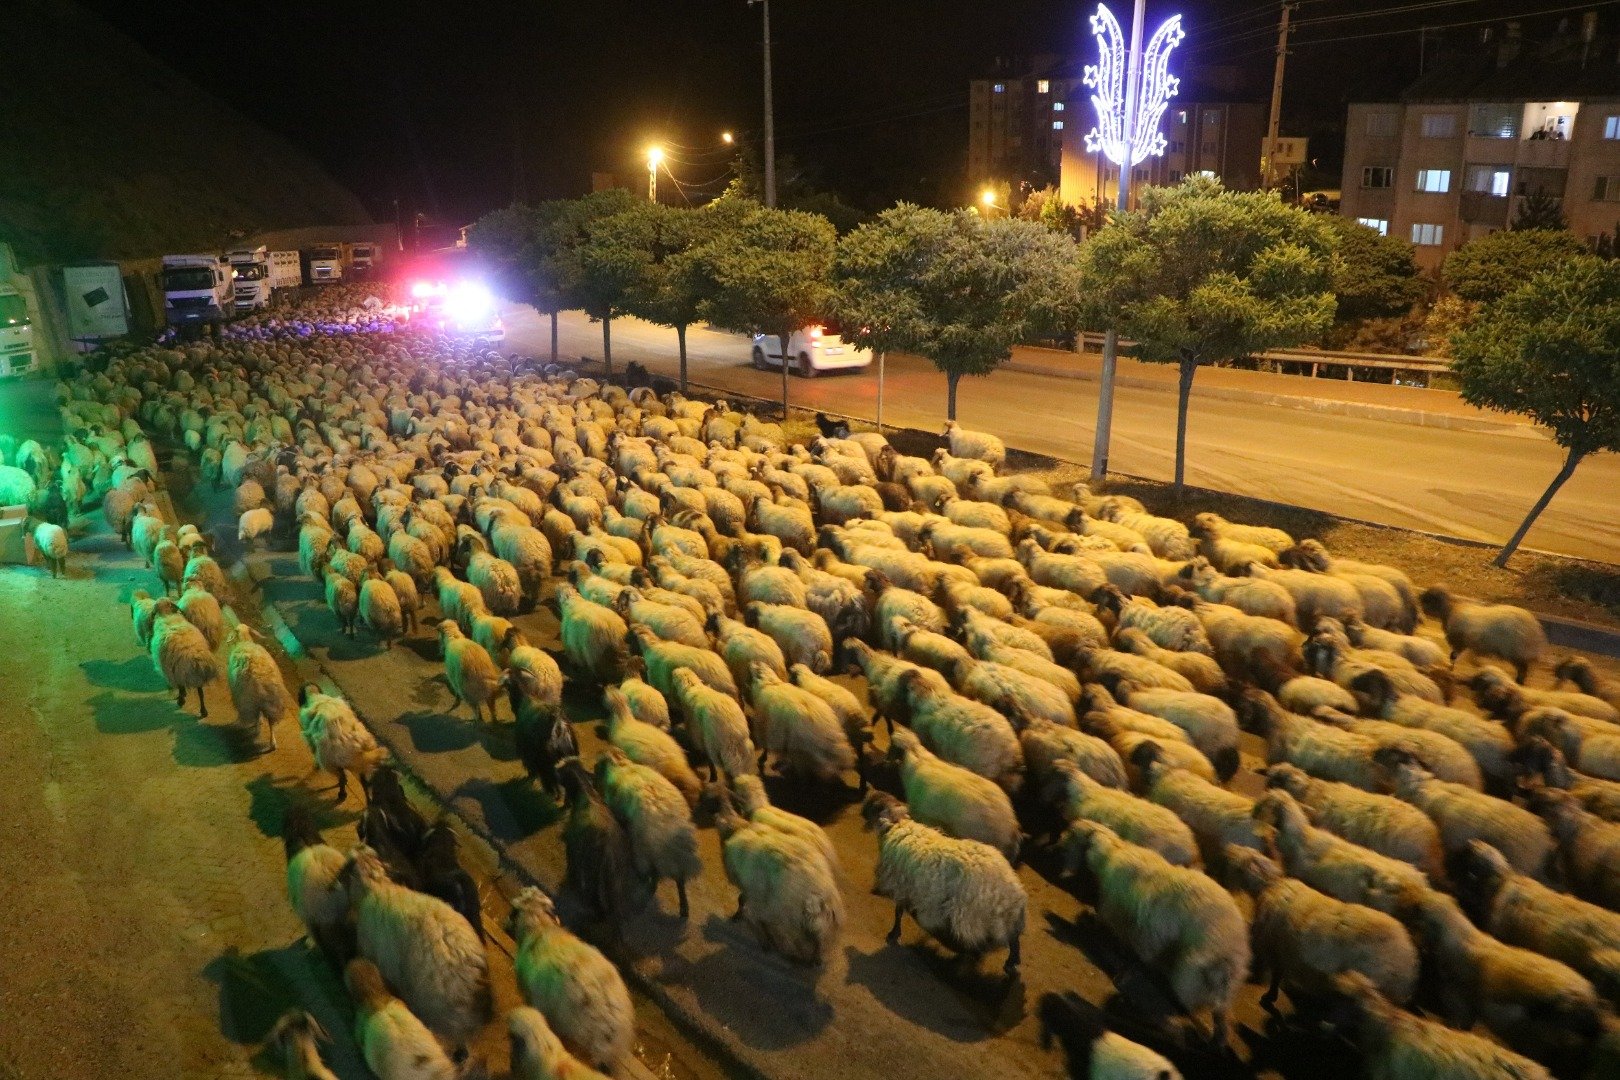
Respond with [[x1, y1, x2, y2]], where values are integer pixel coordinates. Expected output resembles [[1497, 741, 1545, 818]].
[[562, 189, 649, 376], [1451, 257, 1620, 564], [1320, 215, 1428, 321], [1441, 228, 1589, 303], [1079, 177, 1338, 490], [467, 201, 577, 362]]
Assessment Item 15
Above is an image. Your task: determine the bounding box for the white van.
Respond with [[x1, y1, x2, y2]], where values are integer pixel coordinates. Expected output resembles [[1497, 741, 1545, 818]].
[[751, 320, 873, 377]]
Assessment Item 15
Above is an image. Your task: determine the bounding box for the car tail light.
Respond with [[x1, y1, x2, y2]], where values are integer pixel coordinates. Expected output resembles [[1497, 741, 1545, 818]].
[[810, 326, 823, 339]]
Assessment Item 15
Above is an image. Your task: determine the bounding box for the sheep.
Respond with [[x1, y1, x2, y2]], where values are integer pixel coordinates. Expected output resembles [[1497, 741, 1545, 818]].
[[954, 603, 1055, 661], [1555, 656, 1620, 713], [671, 668, 756, 782], [744, 600, 834, 674], [1017, 539, 1107, 597], [1379, 748, 1555, 880], [788, 664, 871, 751], [629, 624, 736, 704], [1323, 710, 1484, 791], [383, 567, 422, 634], [898, 668, 1024, 793], [1350, 668, 1515, 791], [863, 790, 1025, 974], [32, 520, 67, 577], [508, 1006, 611, 1080], [150, 605, 219, 716], [177, 584, 226, 651], [507, 887, 634, 1071], [747, 661, 859, 786], [282, 806, 353, 970], [324, 568, 359, 637], [1527, 787, 1620, 910], [615, 671, 671, 731], [709, 611, 788, 689], [1263, 763, 1446, 881], [1096, 503, 1195, 561], [183, 552, 228, 597], [1329, 972, 1554, 1080], [1421, 585, 1546, 683], [236, 506, 274, 549], [1018, 711, 1128, 793], [1342, 616, 1447, 670], [1047, 756, 1200, 867], [1282, 539, 1420, 627], [614, 587, 708, 649], [1198, 533, 1281, 575], [603, 686, 702, 806], [359, 570, 405, 648], [152, 538, 185, 596], [729, 773, 839, 875], [1454, 839, 1620, 1005], [1177, 558, 1297, 623], [1067, 821, 1249, 1045], [298, 684, 385, 803], [1237, 689, 1383, 791], [509, 665, 576, 800], [1036, 992, 1184, 1080], [1307, 619, 1446, 703], [1191, 511, 1294, 555], [1514, 736, 1620, 822], [1182, 596, 1302, 678], [341, 846, 490, 1050], [596, 747, 702, 918], [264, 1011, 341, 1080], [957, 655, 1077, 728], [1078, 709, 1216, 790], [1253, 788, 1432, 912], [343, 958, 459, 1080], [1112, 628, 1226, 695], [888, 726, 1020, 861], [1515, 704, 1620, 784], [556, 584, 629, 684], [941, 420, 1005, 469], [1135, 744, 1264, 871], [224, 623, 291, 751], [1109, 683, 1239, 781], [714, 791, 845, 964], [1075, 641, 1196, 694], [1226, 845, 1418, 1009], [558, 758, 651, 926], [436, 620, 502, 722], [878, 583, 950, 653]]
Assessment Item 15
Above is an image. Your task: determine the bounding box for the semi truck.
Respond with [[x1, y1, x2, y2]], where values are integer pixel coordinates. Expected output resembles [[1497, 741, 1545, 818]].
[[161, 254, 234, 331], [305, 243, 344, 284], [0, 284, 35, 377], [269, 250, 302, 290], [346, 241, 380, 278], [226, 246, 273, 311]]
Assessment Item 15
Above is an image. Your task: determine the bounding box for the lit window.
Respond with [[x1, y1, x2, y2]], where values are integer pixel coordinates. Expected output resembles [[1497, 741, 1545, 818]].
[[1052, 120, 1064, 131], [1357, 217, 1389, 235], [1467, 165, 1511, 196], [1411, 223, 1445, 246], [1053, 102, 1065, 112], [1594, 176, 1620, 202], [1366, 113, 1399, 137], [1421, 113, 1456, 138], [1362, 166, 1393, 189], [993, 83, 1005, 93], [1415, 169, 1451, 194], [1606, 116, 1620, 140], [1176, 109, 1188, 125], [1037, 79, 1050, 94]]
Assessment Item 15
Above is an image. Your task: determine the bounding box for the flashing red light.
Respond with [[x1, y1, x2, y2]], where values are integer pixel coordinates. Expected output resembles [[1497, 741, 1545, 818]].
[[410, 280, 434, 299]]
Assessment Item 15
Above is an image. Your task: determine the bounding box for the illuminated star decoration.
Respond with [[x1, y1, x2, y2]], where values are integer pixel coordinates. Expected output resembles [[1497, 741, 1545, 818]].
[[1083, 4, 1185, 167]]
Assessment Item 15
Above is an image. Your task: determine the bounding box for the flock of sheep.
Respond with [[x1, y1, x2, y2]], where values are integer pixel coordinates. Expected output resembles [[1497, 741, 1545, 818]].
[[19, 280, 1620, 1080]]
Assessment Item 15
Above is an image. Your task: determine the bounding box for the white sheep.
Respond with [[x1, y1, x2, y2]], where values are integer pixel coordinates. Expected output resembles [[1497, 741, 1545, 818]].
[[150, 604, 219, 716], [1253, 789, 1432, 913], [1017, 712, 1128, 792], [281, 806, 352, 969], [1332, 972, 1554, 1079], [863, 791, 1026, 974], [344, 958, 459, 1080], [32, 520, 67, 577], [1528, 787, 1620, 910], [343, 847, 491, 1051], [1236, 689, 1383, 792], [1421, 585, 1546, 683], [941, 420, 1005, 469], [1036, 993, 1184, 1080], [744, 600, 834, 674], [629, 625, 737, 702], [177, 585, 226, 652], [603, 686, 702, 807], [596, 747, 702, 918], [1380, 749, 1554, 880], [225, 624, 292, 750], [1046, 756, 1200, 867], [714, 794, 845, 964], [508, 1006, 612, 1080], [182, 552, 228, 597], [730, 773, 839, 875], [556, 584, 629, 684], [130, 588, 160, 648], [747, 662, 858, 786], [359, 571, 405, 647], [889, 726, 1020, 861], [1135, 744, 1264, 871], [438, 620, 502, 721], [297, 684, 385, 803], [1111, 684, 1239, 781], [671, 668, 756, 782], [237, 506, 274, 547], [507, 887, 634, 1071], [153, 538, 185, 596], [1263, 763, 1445, 881]]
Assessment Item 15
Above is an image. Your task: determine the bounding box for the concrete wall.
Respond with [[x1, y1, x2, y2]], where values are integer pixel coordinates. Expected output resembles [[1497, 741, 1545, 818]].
[[244, 224, 401, 256]]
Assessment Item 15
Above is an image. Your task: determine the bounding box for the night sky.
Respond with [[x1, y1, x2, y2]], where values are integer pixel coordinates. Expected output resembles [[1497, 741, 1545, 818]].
[[80, 0, 1589, 225]]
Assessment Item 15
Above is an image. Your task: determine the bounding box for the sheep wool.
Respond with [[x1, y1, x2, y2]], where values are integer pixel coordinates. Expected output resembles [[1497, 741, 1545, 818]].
[[507, 887, 635, 1071], [177, 585, 226, 651], [32, 521, 67, 577], [225, 624, 292, 749], [597, 748, 702, 917], [747, 662, 857, 785], [890, 726, 1021, 861], [1264, 763, 1445, 882], [297, 684, 385, 803], [557, 584, 629, 684], [603, 686, 702, 806], [150, 607, 219, 716], [508, 1006, 613, 1080], [715, 798, 845, 965], [671, 669, 756, 782], [1332, 972, 1552, 1080], [359, 573, 405, 647], [343, 958, 459, 1080]]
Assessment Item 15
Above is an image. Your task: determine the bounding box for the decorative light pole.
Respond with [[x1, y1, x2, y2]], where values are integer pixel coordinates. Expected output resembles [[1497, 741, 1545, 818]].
[[648, 146, 664, 203], [1083, 1, 1184, 484]]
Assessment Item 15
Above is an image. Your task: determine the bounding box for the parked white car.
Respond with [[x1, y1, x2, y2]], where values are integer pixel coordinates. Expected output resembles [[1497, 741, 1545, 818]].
[[751, 321, 872, 377]]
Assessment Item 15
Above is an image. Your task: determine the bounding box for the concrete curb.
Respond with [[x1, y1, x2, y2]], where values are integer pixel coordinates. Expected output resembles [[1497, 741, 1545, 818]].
[[1001, 361, 1538, 438]]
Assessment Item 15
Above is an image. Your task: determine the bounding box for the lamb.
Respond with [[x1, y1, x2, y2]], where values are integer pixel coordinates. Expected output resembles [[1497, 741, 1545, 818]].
[[1379, 748, 1555, 880], [507, 887, 634, 1071], [747, 661, 859, 785], [1329, 972, 1553, 1080], [1263, 763, 1446, 881], [1135, 744, 1264, 871], [671, 668, 756, 782], [1527, 787, 1620, 909], [888, 726, 1021, 861], [1067, 821, 1249, 1044], [150, 604, 219, 716], [282, 806, 353, 969], [1109, 683, 1239, 781], [341, 846, 491, 1050], [236, 506, 274, 548], [1421, 585, 1546, 683], [383, 567, 421, 634], [942, 420, 1005, 469], [1350, 668, 1515, 791], [177, 584, 227, 651], [298, 684, 385, 803], [863, 791, 1026, 974], [438, 620, 503, 722], [224, 624, 291, 751], [603, 686, 702, 807], [1036, 993, 1183, 1080], [898, 668, 1024, 793], [1253, 789, 1432, 912], [556, 584, 629, 684], [714, 792, 844, 964], [1225, 845, 1418, 1008], [343, 958, 459, 1080], [596, 747, 702, 918], [1236, 689, 1384, 792], [324, 568, 359, 638], [1047, 756, 1200, 867], [1112, 627, 1226, 695], [263, 1011, 341, 1080], [358, 570, 405, 648], [32, 520, 67, 577], [744, 600, 834, 674]]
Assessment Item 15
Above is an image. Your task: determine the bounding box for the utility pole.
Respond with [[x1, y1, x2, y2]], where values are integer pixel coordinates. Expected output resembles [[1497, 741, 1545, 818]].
[[1261, 2, 1294, 189], [751, 0, 777, 207]]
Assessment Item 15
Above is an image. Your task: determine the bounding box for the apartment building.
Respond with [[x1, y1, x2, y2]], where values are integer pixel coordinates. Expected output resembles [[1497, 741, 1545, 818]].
[[968, 62, 1079, 192], [1057, 100, 1268, 209], [1340, 15, 1620, 270]]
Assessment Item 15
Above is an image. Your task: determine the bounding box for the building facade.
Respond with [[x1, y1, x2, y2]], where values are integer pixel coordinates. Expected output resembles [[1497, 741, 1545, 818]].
[[1340, 19, 1620, 269], [1058, 101, 1268, 209], [968, 69, 1079, 192]]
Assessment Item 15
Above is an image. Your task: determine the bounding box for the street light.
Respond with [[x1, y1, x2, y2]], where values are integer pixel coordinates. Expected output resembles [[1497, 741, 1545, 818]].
[[748, 0, 776, 207], [647, 146, 664, 203], [721, 131, 735, 145], [980, 188, 998, 216]]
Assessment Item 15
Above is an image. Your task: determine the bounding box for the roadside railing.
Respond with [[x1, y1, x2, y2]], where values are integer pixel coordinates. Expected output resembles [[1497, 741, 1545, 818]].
[[1075, 332, 1450, 386]]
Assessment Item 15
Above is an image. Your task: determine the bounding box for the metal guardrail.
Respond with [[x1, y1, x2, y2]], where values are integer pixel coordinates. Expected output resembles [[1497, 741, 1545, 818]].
[[1076, 332, 1450, 381]]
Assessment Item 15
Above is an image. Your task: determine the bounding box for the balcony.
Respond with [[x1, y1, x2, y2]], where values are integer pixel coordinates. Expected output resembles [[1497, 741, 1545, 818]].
[[1517, 138, 1572, 168], [1459, 192, 1511, 226]]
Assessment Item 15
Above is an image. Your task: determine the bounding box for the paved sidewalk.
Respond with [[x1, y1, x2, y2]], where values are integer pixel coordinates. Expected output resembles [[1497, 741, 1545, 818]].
[[1003, 345, 1531, 435]]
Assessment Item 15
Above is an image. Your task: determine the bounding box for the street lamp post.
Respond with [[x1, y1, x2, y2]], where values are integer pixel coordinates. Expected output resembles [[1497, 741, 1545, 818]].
[[980, 188, 1000, 217], [1082, 1, 1184, 484], [749, 0, 776, 207], [648, 146, 663, 203]]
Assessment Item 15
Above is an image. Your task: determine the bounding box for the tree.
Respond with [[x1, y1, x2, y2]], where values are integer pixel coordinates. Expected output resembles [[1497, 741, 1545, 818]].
[[833, 204, 1082, 420], [1512, 189, 1567, 231], [619, 201, 742, 391], [1442, 228, 1588, 303], [1080, 177, 1338, 493], [1320, 215, 1428, 322], [681, 204, 836, 416], [1450, 257, 1620, 566], [563, 189, 647, 380], [1016, 185, 1087, 241], [467, 201, 574, 364]]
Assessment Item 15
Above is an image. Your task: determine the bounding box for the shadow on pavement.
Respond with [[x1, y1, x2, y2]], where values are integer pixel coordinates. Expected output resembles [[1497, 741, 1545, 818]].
[[453, 775, 562, 841], [245, 774, 357, 841], [89, 689, 170, 735], [172, 714, 259, 768], [842, 944, 1023, 1042], [81, 655, 167, 693], [204, 944, 368, 1076], [396, 708, 480, 754], [658, 917, 835, 1050]]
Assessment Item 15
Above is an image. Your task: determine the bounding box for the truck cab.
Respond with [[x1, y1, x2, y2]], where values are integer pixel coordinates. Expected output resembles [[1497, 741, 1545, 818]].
[[0, 286, 35, 378], [306, 244, 344, 284], [226, 246, 272, 311], [346, 242, 379, 279], [161, 254, 234, 330]]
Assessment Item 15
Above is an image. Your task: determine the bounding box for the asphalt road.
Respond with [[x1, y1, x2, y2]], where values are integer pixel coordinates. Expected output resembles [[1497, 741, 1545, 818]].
[[506, 309, 1620, 565]]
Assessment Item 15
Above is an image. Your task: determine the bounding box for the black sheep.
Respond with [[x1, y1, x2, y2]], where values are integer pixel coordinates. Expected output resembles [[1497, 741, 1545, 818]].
[[510, 668, 576, 801], [416, 821, 484, 940], [814, 412, 850, 439], [281, 806, 357, 968], [358, 765, 429, 863], [558, 758, 649, 929]]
